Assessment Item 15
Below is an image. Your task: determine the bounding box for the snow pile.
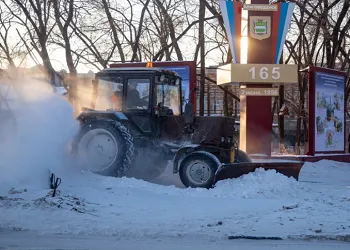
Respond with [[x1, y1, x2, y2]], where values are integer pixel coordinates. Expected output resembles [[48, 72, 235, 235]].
[[212, 168, 302, 199], [0, 76, 79, 193], [62, 167, 301, 201]]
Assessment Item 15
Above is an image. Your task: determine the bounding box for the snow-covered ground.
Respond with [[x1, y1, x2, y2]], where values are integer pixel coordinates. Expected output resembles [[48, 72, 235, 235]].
[[1, 77, 350, 246], [1, 159, 350, 241]]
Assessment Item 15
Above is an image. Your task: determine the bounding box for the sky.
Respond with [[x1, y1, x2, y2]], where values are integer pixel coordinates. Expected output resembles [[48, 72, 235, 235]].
[[1, 0, 226, 74]]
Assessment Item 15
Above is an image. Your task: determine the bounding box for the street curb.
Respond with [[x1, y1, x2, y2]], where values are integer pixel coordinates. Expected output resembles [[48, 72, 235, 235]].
[[228, 235, 283, 240], [227, 234, 350, 242], [287, 234, 350, 242]]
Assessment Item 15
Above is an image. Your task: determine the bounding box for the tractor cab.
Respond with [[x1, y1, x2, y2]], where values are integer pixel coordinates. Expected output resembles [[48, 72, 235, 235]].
[[91, 67, 183, 117], [83, 67, 184, 138]]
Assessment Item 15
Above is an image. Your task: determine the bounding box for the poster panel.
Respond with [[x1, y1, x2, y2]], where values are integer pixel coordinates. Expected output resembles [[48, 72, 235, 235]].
[[314, 71, 346, 152]]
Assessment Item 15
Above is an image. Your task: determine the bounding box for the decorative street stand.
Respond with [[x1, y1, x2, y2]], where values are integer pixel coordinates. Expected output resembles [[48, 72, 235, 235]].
[[218, 0, 297, 156], [306, 66, 347, 155]]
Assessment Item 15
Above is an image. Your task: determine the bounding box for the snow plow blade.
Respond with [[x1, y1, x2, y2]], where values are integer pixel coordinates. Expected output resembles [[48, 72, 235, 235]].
[[214, 161, 304, 185]]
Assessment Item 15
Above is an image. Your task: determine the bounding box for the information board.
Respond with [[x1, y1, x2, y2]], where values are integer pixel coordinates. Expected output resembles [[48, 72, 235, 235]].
[[314, 71, 346, 152]]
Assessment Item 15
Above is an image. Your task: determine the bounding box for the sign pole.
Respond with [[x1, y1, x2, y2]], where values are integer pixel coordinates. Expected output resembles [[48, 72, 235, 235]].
[[241, 0, 273, 155], [218, 0, 296, 156]]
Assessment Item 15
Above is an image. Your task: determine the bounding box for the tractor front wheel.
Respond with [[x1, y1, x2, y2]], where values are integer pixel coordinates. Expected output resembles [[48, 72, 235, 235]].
[[179, 151, 220, 189]]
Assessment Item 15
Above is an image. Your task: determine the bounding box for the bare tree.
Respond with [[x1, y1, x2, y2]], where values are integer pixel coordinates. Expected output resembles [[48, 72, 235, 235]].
[[153, 0, 183, 61], [100, 0, 126, 62], [52, 0, 80, 106], [0, 3, 26, 68], [52, 0, 76, 76], [68, 2, 114, 69], [4, 0, 57, 82]]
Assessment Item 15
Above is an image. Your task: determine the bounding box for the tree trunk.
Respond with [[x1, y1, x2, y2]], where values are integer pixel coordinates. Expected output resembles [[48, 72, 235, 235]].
[[41, 45, 56, 85], [101, 0, 125, 62], [207, 81, 210, 115], [278, 53, 285, 152], [278, 85, 285, 152], [223, 48, 233, 116], [154, 0, 183, 61], [199, 0, 205, 116]]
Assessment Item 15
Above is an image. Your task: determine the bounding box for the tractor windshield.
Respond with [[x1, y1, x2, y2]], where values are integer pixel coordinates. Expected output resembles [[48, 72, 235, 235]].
[[155, 71, 182, 115], [84, 69, 182, 114]]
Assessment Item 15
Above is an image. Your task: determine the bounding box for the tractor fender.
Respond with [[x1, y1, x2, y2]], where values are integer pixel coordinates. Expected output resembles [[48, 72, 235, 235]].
[[77, 111, 129, 123], [113, 111, 129, 120], [76, 111, 131, 131], [172, 145, 200, 173], [195, 151, 223, 173]]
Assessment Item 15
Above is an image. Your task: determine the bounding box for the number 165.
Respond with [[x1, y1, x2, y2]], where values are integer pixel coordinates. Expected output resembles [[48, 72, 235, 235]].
[[248, 67, 281, 80]]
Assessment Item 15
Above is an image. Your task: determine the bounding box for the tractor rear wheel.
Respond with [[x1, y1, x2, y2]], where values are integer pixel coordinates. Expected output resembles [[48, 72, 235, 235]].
[[73, 118, 135, 177], [179, 151, 220, 189]]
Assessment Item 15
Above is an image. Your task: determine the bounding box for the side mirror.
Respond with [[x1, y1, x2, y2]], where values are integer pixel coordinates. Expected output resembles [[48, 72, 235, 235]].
[[184, 102, 194, 125]]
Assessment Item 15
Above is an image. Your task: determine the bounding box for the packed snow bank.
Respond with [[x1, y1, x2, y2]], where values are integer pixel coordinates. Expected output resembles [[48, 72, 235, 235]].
[[0, 76, 79, 193], [299, 160, 350, 185]]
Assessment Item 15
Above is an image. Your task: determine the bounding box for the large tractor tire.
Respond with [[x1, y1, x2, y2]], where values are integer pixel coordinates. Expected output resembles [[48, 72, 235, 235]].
[[125, 147, 168, 182], [179, 151, 221, 189], [73, 118, 135, 177]]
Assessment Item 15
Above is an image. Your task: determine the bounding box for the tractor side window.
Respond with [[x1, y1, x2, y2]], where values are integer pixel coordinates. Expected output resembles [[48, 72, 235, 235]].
[[126, 78, 150, 110], [95, 76, 123, 111]]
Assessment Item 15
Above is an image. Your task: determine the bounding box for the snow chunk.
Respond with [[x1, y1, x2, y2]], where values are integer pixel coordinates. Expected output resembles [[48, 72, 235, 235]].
[[212, 168, 301, 199]]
